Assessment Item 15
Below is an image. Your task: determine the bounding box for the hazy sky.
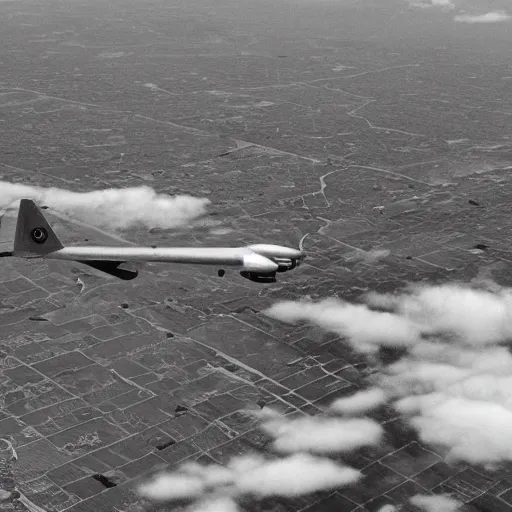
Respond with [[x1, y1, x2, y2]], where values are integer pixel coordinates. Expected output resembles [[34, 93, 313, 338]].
[[226, 0, 512, 59]]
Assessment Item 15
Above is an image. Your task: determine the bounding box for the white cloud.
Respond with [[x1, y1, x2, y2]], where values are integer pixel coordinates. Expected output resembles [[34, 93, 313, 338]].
[[377, 506, 398, 512], [264, 298, 420, 353], [382, 338, 512, 464], [329, 388, 387, 415], [266, 283, 512, 466], [227, 454, 266, 474], [138, 473, 206, 501], [262, 415, 383, 454], [393, 284, 512, 346], [137, 279, 512, 506], [402, 396, 512, 464], [407, 0, 455, 10], [138, 453, 361, 504], [406, 1, 511, 24], [181, 462, 234, 489], [234, 453, 362, 497], [410, 493, 461, 512], [0, 181, 209, 230], [454, 10, 511, 23], [194, 497, 239, 512], [344, 249, 390, 264], [267, 284, 512, 353], [244, 405, 284, 421]]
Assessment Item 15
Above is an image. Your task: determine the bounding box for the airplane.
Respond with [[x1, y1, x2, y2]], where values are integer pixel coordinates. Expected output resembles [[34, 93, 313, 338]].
[[9, 199, 305, 283]]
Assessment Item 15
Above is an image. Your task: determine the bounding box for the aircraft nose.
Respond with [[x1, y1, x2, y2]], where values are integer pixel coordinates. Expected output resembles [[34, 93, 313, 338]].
[[248, 244, 303, 258], [291, 248, 305, 259], [280, 246, 305, 261]]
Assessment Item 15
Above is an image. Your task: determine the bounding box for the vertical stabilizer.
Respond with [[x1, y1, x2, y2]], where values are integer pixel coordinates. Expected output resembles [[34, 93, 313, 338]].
[[13, 199, 64, 257]]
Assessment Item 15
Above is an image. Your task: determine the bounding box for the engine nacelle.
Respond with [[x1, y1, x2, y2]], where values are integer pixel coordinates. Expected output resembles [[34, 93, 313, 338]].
[[240, 271, 277, 283], [274, 258, 298, 272]]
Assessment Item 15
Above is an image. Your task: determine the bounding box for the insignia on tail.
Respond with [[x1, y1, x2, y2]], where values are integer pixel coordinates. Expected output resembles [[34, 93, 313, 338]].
[[13, 199, 64, 257]]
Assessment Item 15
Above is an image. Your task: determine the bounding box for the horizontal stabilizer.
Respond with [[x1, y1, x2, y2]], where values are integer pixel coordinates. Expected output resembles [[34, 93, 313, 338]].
[[78, 260, 139, 280]]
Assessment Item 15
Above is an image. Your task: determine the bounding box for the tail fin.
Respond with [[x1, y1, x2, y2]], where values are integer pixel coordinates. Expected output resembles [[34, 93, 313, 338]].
[[13, 199, 64, 257]]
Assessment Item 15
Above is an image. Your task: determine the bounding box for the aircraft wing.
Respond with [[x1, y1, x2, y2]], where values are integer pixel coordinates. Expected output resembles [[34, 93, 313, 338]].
[[77, 260, 140, 281]]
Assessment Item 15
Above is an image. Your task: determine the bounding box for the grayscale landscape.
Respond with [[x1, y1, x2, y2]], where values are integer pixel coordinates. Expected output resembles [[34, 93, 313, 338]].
[[0, 0, 512, 511]]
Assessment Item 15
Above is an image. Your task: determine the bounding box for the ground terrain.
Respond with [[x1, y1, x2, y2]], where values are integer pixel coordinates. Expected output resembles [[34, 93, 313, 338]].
[[0, 0, 512, 511]]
